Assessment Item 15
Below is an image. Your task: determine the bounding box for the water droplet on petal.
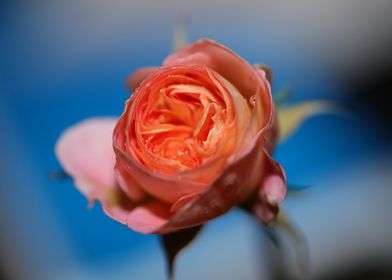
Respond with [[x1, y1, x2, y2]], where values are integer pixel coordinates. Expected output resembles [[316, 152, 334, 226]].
[[249, 95, 256, 106]]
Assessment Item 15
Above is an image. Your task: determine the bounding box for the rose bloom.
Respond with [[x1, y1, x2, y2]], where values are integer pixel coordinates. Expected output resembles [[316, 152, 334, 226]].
[[56, 39, 286, 234]]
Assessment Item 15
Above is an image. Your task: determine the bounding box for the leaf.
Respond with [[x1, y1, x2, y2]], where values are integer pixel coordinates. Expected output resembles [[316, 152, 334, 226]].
[[275, 211, 310, 277], [172, 13, 189, 53], [278, 101, 336, 142], [160, 225, 203, 280]]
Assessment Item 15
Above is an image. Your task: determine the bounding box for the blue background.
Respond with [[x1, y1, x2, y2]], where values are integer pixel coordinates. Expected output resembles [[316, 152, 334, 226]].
[[1, 1, 391, 279]]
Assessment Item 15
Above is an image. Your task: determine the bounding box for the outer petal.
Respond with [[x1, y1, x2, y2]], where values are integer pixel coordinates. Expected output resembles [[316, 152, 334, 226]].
[[114, 141, 208, 204], [55, 118, 118, 203], [164, 39, 263, 100], [260, 174, 286, 206], [253, 151, 287, 225], [126, 202, 171, 234], [102, 188, 136, 224], [113, 127, 267, 234], [114, 162, 146, 202], [126, 67, 159, 91], [151, 131, 285, 234], [154, 128, 270, 234], [102, 191, 171, 234], [254, 66, 278, 154]]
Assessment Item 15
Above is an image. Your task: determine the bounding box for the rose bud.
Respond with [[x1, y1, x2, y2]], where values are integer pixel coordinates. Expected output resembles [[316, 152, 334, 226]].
[[55, 39, 286, 234]]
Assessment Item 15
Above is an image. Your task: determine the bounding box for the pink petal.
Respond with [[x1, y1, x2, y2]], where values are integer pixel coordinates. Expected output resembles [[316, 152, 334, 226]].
[[254, 64, 272, 83], [126, 202, 171, 234], [126, 67, 159, 91], [102, 190, 171, 234], [260, 174, 286, 206], [253, 203, 278, 225], [102, 188, 135, 225], [261, 150, 287, 202], [55, 118, 117, 204], [253, 151, 287, 225]]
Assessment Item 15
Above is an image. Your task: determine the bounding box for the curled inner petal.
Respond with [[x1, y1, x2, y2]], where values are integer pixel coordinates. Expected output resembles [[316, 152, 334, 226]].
[[126, 65, 251, 175]]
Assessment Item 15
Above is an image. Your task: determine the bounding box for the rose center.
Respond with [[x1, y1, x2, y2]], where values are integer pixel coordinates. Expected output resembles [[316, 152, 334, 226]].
[[130, 66, 251, 174], [140, 83, 227, 169]]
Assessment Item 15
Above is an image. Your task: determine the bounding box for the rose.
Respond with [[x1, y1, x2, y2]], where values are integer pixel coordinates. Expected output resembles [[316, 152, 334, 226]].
[[56, 39, 286, 234]]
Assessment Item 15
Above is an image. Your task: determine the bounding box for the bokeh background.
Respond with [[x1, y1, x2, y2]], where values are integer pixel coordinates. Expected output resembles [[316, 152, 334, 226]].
[[1, 1, 391, 279]]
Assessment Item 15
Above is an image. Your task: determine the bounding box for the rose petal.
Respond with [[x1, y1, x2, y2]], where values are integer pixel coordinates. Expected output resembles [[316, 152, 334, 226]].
[[253, 150, 287, 225], [164, 39, 261, 99], [154, 129, 268, 233], [114, 112, 276, 235], [164, 39, 274, 158], [126, 67, 159, 91], [114, 146, 208, 204], [253, 203, 278, 225], [260, 174, 286, 206], [126, 202, 171, 234], [114, 99, 210, 204], [55, 118, 117, 203], [254, 64, 272, 83], [153, 131, 286, 233], [114, 162, 147, 202], [102, 191, 172, 234], [102, 188, 135, 225], [170, 193, 199, 213]]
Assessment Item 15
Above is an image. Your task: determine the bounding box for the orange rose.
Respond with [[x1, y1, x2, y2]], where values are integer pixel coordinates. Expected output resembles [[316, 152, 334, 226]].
[[56, 39, 286, 234]]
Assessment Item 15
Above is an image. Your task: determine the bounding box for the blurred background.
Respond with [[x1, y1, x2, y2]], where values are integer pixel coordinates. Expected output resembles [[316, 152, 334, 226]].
[[0, 0, 391, 279]]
